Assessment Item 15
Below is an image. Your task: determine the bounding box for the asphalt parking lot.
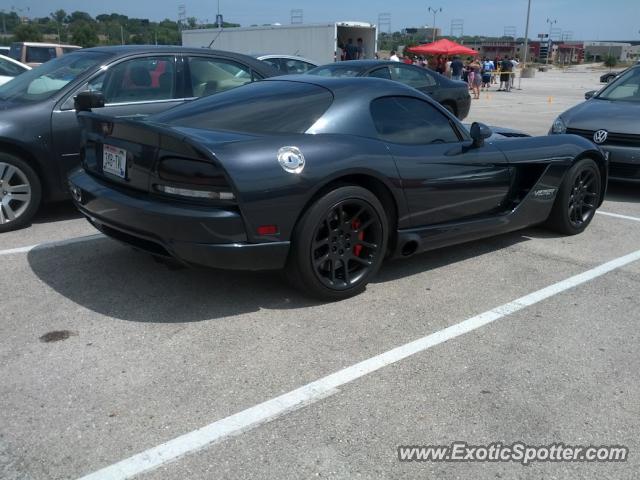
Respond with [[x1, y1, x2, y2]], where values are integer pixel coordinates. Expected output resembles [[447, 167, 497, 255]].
[[2, 67, 640, 480]]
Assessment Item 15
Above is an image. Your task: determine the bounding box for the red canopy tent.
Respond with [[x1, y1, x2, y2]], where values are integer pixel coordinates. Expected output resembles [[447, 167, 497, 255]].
[[406, 39, 478, 56]]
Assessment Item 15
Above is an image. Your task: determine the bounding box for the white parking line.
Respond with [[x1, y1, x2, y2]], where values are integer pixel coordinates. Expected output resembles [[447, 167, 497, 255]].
[[76, 248, 640, 480], [0, 234, 104, 256], [597, 211, 640, 223]]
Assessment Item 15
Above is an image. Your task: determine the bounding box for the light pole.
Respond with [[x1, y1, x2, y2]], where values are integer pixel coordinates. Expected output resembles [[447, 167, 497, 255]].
[[427, 7, 442, 43], [517, 0, 532, 90], [546, 17, 557, 64]]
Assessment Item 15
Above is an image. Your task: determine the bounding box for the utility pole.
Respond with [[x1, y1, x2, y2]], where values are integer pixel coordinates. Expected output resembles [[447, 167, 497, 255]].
[[120, 25, 124, 45], [517, 0, 532, 90], [427, 7, 442, 43], [546, 17, 557, 64]]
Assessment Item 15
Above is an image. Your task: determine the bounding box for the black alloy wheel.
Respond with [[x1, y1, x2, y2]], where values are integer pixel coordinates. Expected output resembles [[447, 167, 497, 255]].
[[287, 185, 388, 300], [568, 168, 599, 229], [546, 158, 601, 235], [311, 198, 383, 290]]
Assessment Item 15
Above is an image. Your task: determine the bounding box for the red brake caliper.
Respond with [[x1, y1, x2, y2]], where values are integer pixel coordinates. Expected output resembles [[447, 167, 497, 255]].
[[352, 218, 364, 257]]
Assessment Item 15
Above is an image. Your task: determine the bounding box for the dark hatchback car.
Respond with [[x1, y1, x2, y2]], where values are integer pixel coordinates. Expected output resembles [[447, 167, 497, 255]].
[[306, 60, 471, 120], [551, 65, 640, 181], [0, 45, 279, 231]]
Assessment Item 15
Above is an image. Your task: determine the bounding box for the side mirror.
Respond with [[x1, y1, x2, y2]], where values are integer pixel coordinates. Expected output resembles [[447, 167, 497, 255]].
[[584, 90, 596, 100], [470, 122, 492, 147], [74, 91, 105, 112]]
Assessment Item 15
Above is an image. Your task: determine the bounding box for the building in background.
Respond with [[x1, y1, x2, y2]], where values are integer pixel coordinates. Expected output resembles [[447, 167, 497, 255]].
[[583, 42, 639, 62]]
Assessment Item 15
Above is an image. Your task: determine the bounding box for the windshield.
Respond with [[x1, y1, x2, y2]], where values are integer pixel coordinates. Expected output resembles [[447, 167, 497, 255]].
[[0, 51, 110, 103], [151, 80, 333, 135], [307, 65, 365, 78], [596, 67, 640, 102]]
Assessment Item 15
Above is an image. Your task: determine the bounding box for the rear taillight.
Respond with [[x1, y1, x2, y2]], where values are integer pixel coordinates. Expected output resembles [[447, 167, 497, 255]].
[[154, 157, 235, 201]]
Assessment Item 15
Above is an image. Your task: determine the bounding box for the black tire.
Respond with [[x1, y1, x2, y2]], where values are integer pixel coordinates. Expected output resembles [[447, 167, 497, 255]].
[[0, 153, 42, 233], [286, 185, 388, 301], [545, 158, 601, 235]]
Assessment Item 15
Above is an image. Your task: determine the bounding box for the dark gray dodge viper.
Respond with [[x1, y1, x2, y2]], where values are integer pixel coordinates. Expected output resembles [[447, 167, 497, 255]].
[[69, 75, 608, 300]]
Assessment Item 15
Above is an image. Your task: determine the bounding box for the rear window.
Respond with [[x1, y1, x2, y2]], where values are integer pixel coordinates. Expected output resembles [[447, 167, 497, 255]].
[[26, 46, 57, 64], [151, 80, 333, 135], [307, 65, 364, 78]]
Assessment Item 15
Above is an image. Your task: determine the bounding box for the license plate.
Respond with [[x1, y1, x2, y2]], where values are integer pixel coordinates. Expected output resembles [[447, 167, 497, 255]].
[[103, 144, 127, 178]]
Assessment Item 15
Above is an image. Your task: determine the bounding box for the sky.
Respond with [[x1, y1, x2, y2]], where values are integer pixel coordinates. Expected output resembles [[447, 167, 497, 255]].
[[6, 0, 640, 41]]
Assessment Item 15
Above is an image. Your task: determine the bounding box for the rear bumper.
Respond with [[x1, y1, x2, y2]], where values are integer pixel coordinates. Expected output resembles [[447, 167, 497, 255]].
[[68, 170, 290, 270]]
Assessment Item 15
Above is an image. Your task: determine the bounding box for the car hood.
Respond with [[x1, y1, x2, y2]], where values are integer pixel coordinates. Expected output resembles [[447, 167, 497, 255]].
[[561, 99, 640, 134]]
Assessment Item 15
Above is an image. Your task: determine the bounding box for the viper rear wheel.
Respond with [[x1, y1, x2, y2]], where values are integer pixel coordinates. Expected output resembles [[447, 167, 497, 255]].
[[286, 186, 388, 300]]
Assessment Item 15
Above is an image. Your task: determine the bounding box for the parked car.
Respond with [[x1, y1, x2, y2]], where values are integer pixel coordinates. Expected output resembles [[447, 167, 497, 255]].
[[0, 54, 30, 86], [68, 76, 606, 299], [8, 42, 82, 67], [599, 71, 621, 83], [254, 54, 318, 74], [0, 46, 10, 56], [550, 64, 640, 182], [306, 60, 471, 120], [0, 45, 280, 232]]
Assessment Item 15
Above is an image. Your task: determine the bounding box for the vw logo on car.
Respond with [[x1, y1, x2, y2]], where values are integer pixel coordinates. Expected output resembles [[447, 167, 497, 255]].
[[592, 129, 608, 145]]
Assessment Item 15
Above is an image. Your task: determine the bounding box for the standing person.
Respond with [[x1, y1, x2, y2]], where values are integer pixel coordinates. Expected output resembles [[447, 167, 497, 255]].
[[445, 56, 452, 78], [510, 56, 519, 89], [469, 60, 482, 99], [450, 55, 463, 81], [356, 38, 365, 59], [344, 38, 358, 60], [500, 56, 513, 91], [389, 50, 400, 62], [481, 57, 493, 91], [492, 56, 500, 84]]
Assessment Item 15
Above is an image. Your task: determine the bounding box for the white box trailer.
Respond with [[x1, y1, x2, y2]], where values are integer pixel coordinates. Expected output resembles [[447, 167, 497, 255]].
[[181, 22, 378, 65]]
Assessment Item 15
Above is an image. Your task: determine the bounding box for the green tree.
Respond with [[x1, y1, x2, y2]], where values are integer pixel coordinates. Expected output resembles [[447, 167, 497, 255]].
[[51, 9, 67, 25], [13, 23, 43, 42], [68, 11, 94, 24], [70, 20, 99, 47], [50, 9, 67, 41], [604, 55, 617, 69]]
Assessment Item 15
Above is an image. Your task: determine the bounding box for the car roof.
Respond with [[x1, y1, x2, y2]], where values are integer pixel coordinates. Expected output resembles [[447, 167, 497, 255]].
[[315, 60, 403, 69], [79, 45, 281, 75], [0, 54, 30, 69], [256, 54, 317, 63], [12, 42, 81, 48], [265, 74, 429, 98], [84, 45, 247, 56]]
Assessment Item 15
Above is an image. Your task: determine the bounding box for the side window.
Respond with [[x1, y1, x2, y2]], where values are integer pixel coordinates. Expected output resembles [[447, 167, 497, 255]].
[[370, 96, 460, 145], [390, 65, 437, 89], [368, 67, 392, 80], [93, 56, 176, 104], [188, 57, 254, 98], [0, 58, 25, 77], [283, 59, 315, 74], [261, 58, 282, 71], [26, 47, 57, 64]]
